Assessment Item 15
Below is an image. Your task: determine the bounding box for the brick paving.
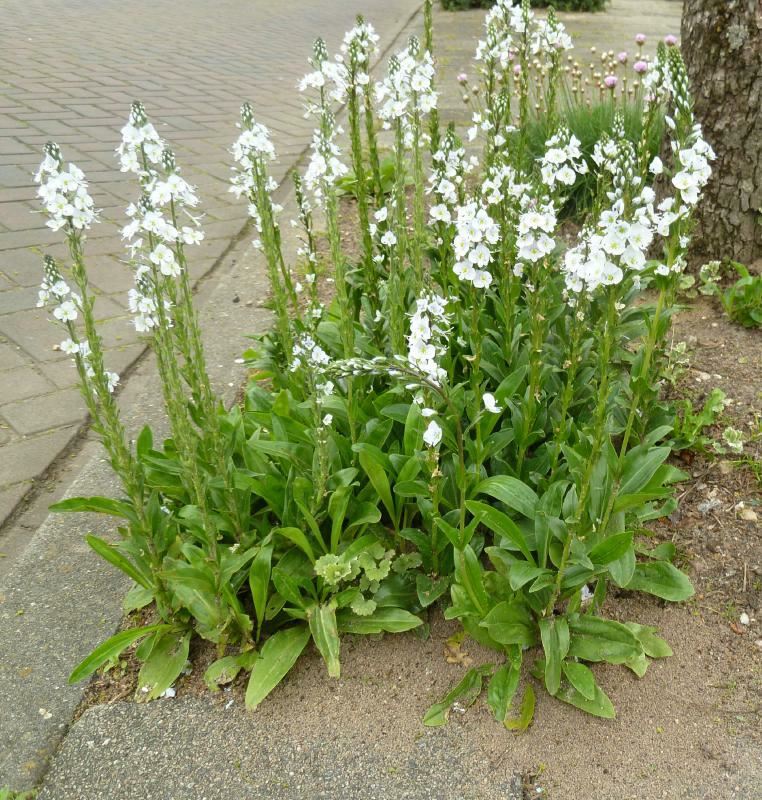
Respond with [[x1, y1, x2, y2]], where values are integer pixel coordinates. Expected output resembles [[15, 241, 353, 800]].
[[0, 0, 420, 528]]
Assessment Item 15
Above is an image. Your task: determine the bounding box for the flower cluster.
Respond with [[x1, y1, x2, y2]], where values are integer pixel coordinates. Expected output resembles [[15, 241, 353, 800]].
[[475, 0, 572, 74], [563, 206, 652, 293], [563, 151, 659, 295], [670, 129, 714, 207], [516, 202, 557, 267], [230, 103, 282, 246], [127, 269, 164, 333], [341, 19, 379, 97], [451, 202, 500, 288], [37, 253, 74, 311], [375, 40, 437, 129], [406, 293, 452, 387], [118, 105, 205, 334], [428, 129, 475, 213], [34, 143, 97, 232], [481, 162, 530, 208], [37, 255, 119, 393], [540, 128, 588, 190], [298, 36, 350, 107], [303, 121, 348, 206], [116, 102, 164, 175], [290, 333, 334, 400]]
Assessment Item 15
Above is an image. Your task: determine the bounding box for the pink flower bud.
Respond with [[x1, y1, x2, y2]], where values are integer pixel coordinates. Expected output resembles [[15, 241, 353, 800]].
[[457, 72, 468, 84], [633, 60, 648, 74], [513, 64, 521, 75], [635, 33, 646, 45], [617, 51, 628, 63], [664, 34, 678, 46], [604, 75, 618, 89]]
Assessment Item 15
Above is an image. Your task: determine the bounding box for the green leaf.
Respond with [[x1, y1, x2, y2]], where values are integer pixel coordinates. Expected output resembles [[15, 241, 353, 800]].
[[588, 532, 633, 566], [557, 681, 615, 718], [567, 614, 643, 665], [487, 657, 521, 722], [275, 527, 317, 563], [607, 544, 636, 588], [455, 546, 489, 616], [328, 486, 352, 553], [272, 568, 307, 609], [466, 500, 535, 564], [136, 629, 191, 701], [638, 541, 677, 562], [539, 616, 570, 696], [358, 450, 397, 528], [403, 400, 424, 455], [136, 425, 153, 459], [345, 502, 382, 530], [86, 535, 150, 588], [249, 545, 273, 639], [123, 583, 153, 613], [308, 602, 341, 678], [624, 622, 673, 658], [336, 607, 422, 634], [423, 664, 492, 727], [624, 651, 650, 678], [204, 650, 258, 691], [504, 684, 535, 731], [509, 561, 550, 592], [434, 516, 465, 550], [163, 561, 224, 639], [619, 446, 671, 496], [495, 365, 528, 404], [245, 626, 311, 710], [51, 496, 136, 521], [69, 624, 171, 684], [562, 660, 596, 701], [474, 476, 538, 519], [394, 480, 430, 498], [480, 600, 537, 647], [416, 573, 450, 608], [625, 561, 694, 602]]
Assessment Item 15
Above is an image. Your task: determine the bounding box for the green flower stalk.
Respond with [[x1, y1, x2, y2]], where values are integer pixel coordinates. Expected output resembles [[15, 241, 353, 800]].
[[232, 102, 296, 362], [34, 145, 174, 615], [345, 31, 379, 318]]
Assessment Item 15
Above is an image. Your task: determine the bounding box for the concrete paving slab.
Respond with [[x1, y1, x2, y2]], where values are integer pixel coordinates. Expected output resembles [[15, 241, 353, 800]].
[[36, 698, 523, 800]]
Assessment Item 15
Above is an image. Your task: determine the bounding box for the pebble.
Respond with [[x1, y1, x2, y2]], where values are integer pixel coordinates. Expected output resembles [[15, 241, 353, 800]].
[[739, 613, 750, 626]]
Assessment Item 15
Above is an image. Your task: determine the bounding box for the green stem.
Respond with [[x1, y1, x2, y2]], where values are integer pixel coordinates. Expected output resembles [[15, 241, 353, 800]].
[[545, 289, 617, 615]]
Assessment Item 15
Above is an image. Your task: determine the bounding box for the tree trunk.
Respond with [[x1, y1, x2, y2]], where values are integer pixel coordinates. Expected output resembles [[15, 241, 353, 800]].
[[681, 0, 762, 267]]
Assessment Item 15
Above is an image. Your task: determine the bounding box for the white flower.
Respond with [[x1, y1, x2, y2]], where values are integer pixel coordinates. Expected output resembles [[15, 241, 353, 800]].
[[429, 204, 451, 223], [380, 230, 397, 247], [423, 420, 442, 448], [649, 156, 663, 175], [181, 226, 204, 245], [482, 393, 502, 413], [322, 414, 333, 426], [472, 269, 493, 289], [53, 300, 78, 322], [374, 207, 388, 222]]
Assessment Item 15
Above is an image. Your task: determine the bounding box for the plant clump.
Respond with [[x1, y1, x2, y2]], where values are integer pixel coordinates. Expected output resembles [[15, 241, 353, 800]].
[[35, 0, 713, 726]]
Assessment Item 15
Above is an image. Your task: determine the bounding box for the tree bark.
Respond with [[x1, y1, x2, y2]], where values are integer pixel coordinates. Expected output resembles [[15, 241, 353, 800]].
[[681, 0, 762, 266]]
